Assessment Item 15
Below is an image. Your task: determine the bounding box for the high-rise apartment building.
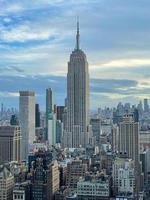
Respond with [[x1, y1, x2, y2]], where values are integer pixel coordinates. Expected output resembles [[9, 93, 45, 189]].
[[19, 91, 35, 160], [46, 88, 53, 136], [0, 126, 21, 162], [64, 20, 90, 148]]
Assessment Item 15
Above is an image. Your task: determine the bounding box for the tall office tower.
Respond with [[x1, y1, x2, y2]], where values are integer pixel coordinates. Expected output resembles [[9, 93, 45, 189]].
[[144, 98, 149, 112], [0, 165, 14, 200], [56, 120, 63, 144], [0, 126, 22, 162], [48, 112, 56, 145], [19, 91, 35, 160], [118, 114, 140, 199], [64, 20, 90, 148], [118, 114, 139, 163], [56, 106, 65, 122], [46, 88, 53, 141], [35, 104, 40, 128], [90, 118, 101, 143], [133, 108, 139, 122]]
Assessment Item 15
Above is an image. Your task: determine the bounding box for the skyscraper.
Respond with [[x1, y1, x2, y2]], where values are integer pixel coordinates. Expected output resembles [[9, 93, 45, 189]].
[[144, 98, 149, 113], [19, 91, 35, 160], [118, 114, 139, 162], [35, 104, 40, 127], [46, 88, 53, 140], [64, 20, 90, 148]]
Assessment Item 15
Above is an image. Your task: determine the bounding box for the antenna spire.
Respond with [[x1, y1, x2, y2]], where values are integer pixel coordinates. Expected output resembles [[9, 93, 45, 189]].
[[76, 17, 80, 50]]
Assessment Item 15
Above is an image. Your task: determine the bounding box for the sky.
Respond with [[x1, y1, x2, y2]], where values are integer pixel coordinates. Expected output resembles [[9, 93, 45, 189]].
[[0, 0, 150, 110]]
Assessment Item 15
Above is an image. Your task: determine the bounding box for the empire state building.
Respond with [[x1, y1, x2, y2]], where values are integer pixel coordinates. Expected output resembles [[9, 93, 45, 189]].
[[64, 21, 90, 148]]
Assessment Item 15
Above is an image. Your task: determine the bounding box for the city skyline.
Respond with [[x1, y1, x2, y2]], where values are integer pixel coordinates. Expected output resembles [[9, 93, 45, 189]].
[[0, 0, 150, 109]]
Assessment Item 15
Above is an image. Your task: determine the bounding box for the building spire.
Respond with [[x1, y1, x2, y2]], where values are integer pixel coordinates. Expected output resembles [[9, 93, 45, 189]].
[[76, 17, 80, 50]]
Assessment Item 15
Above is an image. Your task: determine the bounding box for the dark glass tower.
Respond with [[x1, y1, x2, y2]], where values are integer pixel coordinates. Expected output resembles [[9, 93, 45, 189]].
[[35, 104, 40, 127]]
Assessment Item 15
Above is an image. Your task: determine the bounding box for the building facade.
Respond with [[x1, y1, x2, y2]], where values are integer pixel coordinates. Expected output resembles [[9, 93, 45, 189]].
[[0, 126, 22, 162], [13, 181, 31, 200], [64, 20, 90, 148], [19, 91, 35, 160], [0, 165, 14, 200], [77, 177, 110, 200], [118, 114, 139, 163], [66, 160, 87, 191]]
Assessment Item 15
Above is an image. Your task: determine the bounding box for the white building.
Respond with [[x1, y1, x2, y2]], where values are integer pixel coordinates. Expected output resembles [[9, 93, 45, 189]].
[[0, 165, 14, 200], [13, 181, 31, 200], [112, 158, 135, 196], [77, 177, 110, 199], [48, 112, 56, 146], [19, 91, 35, 160]]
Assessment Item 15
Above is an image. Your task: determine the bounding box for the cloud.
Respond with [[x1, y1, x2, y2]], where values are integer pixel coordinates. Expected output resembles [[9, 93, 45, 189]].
[[97, 58, 150, 68], [0, 66, 24, 73], [0, 75, 148, 109], [0, 0, 150, 108]]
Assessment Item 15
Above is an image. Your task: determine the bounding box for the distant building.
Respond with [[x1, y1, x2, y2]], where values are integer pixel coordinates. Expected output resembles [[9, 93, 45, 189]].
[[19, 91, 35, 160], [111, 125, 119, 153], [48, 112, 56, 145], [57, 106, 65, 122], [90, 118, 101, 143], [0, 126, 22, 162], [56, 120, 63, 144], [0, 165, 14, 200], [35, 104, 40, 127], [118, 114, 139, 163], [46, 88, 53, 140], [144, 99, 149, 113], [10, 115, 19, 126]]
